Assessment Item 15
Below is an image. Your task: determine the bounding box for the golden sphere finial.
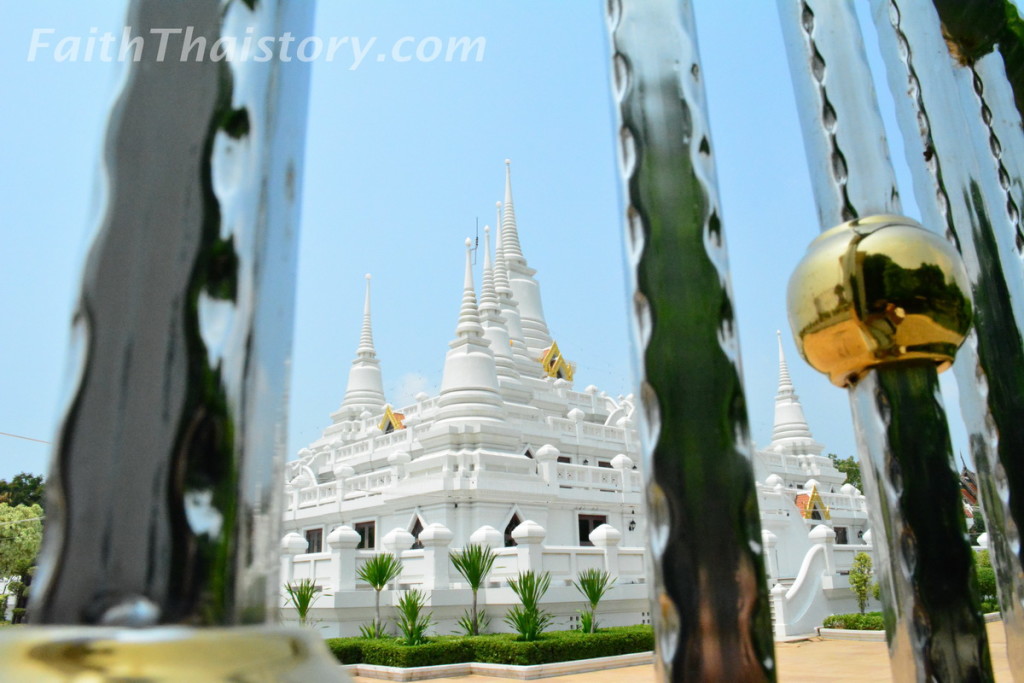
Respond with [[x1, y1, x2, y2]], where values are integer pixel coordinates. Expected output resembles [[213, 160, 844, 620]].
[[786, 214, 973, 387]]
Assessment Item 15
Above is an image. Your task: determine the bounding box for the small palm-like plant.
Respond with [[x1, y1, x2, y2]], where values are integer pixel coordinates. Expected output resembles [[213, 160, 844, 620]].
[[284, 578, 322, 626], [456, 608, 491, 636], [356, 552, 403, 638], [573, 568, 613, 633], [395, 589, 434, 645], [504, 570, 553, 641], [449, 544, 497, 635]]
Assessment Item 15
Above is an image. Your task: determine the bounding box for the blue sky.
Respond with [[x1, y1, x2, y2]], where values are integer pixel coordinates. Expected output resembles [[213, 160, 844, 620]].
[[0, 1, 969, 483]]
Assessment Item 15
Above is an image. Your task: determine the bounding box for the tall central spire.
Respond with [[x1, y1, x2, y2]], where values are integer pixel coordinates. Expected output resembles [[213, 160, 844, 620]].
[[769, 332, 822, 454], [500, 159, 553, 358], [479, 226, 520, 387], [437, 239, 504, 423], [339, 274, 386, 416], [357, 273, 376, 357], [501, 160, 526, 265]]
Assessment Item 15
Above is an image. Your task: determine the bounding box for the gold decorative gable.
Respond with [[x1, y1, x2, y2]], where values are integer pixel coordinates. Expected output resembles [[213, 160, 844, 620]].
[[797, 485, 831, 521], [378, 405, 405, 434], [540, 341, 576, 381]]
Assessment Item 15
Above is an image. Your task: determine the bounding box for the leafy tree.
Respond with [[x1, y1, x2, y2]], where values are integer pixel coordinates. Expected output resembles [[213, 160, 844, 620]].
[[356, 553, 402, 638], [573, 568, 614, 633], [0, 473, 45, 510], [0, 503, 43, 622], [449, 544, 496, 636], [828, 454, 862, 490], [849, 552, 873, 614], [0, 503, 43, 578]]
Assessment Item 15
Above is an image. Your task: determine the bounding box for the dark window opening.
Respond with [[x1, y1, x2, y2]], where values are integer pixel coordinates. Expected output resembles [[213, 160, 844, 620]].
[[304, 528, 323, 554], [384, 421, 395, 434], [557, 456, 571, 464], [504, 514, 522, 547], [524, 448, 533, 459], [835, 526, 848, 544], [598, 460, 612, 468], [354, 521, 376, 550], [410, 518, 424, 550], [578, 514, 607, 546], [811, 508, 822, 521]]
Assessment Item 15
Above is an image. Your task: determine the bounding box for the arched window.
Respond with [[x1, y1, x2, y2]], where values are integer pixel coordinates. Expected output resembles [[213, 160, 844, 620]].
[[410, 517, 424, 549], [504, 514, 522, 547]]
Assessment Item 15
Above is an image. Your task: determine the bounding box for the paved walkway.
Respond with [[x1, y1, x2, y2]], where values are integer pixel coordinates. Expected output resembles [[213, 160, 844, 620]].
[[351, 621, 1012, 682]]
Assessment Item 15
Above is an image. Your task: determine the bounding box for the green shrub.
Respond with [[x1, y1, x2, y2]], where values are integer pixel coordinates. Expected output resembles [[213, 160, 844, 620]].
[[325, 637, 372, 664], [356, 553, 403, 638], [324, 625, 654, 667], [504, 571, 553, 641], [450, 544, 497, 636], [346, 637, 475, 667], [573, 568, 613, 633], [283, 578, 322, 626], [848, 552, 873, 614], [822, 612, 885, 630], [395, 590, 433, 646], [976, 566, 997, 601], [470, 627, 654, 665]]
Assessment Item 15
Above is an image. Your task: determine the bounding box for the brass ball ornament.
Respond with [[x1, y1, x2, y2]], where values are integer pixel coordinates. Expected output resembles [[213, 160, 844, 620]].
[[786, 215, 973, 387]]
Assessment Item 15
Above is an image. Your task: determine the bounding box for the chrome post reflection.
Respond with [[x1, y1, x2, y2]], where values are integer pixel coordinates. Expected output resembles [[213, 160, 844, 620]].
[[869, 1, 1024, 674], [1, 0, 340, 679], [779, 1, 993, 678], [607, 0, 775, 679]]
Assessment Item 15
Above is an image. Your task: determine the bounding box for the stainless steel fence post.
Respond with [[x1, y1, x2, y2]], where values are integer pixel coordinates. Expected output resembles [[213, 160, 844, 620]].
[[608, 1, 775, 679], [869, 3, 1024, 674], [778, 1, 993, 679], [0, 1, 339, 679]]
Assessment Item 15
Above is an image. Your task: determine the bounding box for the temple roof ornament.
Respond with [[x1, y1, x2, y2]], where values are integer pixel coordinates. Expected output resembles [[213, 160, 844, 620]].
[[378, 405, 405, 434], [540, 341, 575, 381]]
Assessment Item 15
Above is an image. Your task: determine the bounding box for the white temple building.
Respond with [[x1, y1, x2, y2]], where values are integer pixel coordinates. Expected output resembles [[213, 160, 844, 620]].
[[281, 161, 875, 638]]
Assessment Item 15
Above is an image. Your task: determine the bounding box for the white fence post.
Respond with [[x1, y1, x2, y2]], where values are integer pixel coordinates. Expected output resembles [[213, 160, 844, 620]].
[[762, 529, 778, 580], [535, 444, 560, 485], [420, 523, 454, 590], [280, 532, 307, 585], [511, 520, 546, 574], [469, 525, 503, 549], [326, 525, 361, 591], [589, 524, 622, 576], [809, 524, 837, 578]]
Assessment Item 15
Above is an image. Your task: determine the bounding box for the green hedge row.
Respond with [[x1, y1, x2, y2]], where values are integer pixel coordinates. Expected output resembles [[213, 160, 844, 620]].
[[326, 625, 654, 668], [822, 612, 885, 630]]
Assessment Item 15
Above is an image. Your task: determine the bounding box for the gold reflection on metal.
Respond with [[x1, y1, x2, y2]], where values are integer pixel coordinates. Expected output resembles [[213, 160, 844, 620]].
[[787, 215, 972, 387], [0, 626, 346, 681]]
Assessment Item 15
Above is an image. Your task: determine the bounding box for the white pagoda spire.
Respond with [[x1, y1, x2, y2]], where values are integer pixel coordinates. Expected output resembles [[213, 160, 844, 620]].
[[479, 226, 520, 386], [501, 159, 553, 357], [437, 239, 504, 423], [769, 332, 823, 455], [501, 160, 526, 264], [339, 274, 386, 416], [495, 200, 539, 378]]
